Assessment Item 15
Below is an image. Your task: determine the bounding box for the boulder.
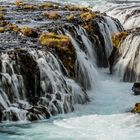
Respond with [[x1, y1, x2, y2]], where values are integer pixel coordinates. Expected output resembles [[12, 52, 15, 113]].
[[132, 83, 140, 95], [131, 103, 140, 113]]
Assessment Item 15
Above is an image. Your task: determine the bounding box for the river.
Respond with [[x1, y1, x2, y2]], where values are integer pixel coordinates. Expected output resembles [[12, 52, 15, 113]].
[[0, 0, 140, 140]]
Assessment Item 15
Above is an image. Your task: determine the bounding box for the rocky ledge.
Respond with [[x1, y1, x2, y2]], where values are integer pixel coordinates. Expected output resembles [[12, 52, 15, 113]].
[[0, 1, 123, 122]]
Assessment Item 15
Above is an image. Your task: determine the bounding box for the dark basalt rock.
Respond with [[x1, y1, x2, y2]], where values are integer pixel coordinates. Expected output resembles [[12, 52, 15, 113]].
[[132, 83, 140, 95]]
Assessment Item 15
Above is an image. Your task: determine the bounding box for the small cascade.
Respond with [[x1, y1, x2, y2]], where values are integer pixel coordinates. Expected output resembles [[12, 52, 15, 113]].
[[64, 26, 98, 90], [0, 0, 124, 122], [0, 49, 89, 122], [94, 2, 140, 29], [113, 33, 140, 82]]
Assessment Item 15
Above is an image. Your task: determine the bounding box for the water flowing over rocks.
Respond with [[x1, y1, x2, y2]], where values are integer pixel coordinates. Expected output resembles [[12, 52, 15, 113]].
[[109, 28, 140, 82], [0, 1, 124, 122], [94, 2, 140, 30]]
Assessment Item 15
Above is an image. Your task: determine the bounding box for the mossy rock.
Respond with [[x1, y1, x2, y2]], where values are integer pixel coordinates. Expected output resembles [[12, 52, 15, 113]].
[[39, 32, 70, 48], [6, 23, 20, 33], [131, 103, 140, 113], [39, 2, 59, 9], [66, 5, 90, 12], [0, 14, 4, 20], [39, 32, 76, 77], [0, 7, 6, 12], [80, 11, 97, 22], [43, 11, 61, 20], [0, 27, 4, 33], [112, 32, 128, 48], [15, 0, 25, 7], [0, 21, 7, 27], [22, 5, 37, 10], [20, 27, 38, 37], [66, 14, 75, 21]]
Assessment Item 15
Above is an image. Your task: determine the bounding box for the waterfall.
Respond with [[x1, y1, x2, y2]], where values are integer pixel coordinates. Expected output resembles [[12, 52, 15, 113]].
[[0, 49, 89, 121], [0, 0, 123, 122], [113, 33, 140, 82], [94, 2, 140, 29]]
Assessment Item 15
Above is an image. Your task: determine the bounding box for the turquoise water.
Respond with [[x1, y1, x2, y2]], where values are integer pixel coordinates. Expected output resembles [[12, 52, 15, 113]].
[[0, 0, 140, 140], [1, 70, 140, 140]]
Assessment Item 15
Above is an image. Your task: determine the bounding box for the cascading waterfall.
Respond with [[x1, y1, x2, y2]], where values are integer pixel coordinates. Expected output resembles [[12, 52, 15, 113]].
[[94, 2, 140, 29], [0, 49, 89, 121], [1, 0, 140, 139], [113, 33, 140, 82], [65, 27, 98, 90]]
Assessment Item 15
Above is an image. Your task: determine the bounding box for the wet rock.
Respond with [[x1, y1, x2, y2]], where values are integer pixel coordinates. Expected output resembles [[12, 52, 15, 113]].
[[131, 103, 140, 113], [112, 31, 128, 48], [0, 14, 4, 20], [27, 106, 50, 121], [0, 1, 123, 122], [20, 27, 38, 38], [80, 11, 97, 22], [0, 27, 4, 33], [43, 11, 61, 20], [132, 83, 140, 95], [39, 32, 76, 77]]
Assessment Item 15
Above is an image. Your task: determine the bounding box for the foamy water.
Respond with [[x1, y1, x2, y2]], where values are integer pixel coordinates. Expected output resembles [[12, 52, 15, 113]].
[[1, 69, 140, 140], [0, 0, 140, 140]]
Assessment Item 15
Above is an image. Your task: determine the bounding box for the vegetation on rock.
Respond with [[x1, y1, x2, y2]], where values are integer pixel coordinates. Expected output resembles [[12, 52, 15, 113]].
[[20, 27, 38, 37], [0, 14, 4, 20], [39, 32, 76, 77], [112, 32, 128, 48], [0, 6, 6, 12], [80, 11, 97, 22], [0, 27, 4, 33], [39, 2, 59, 9], [66, 5, 90, 12], [43, 11, 61, 20], [132, 103, 140, 113], [66, 14, 75, 21], [39, 32, 71, 48], [6, 23, 20, 33], [15, 0, 25, 7]]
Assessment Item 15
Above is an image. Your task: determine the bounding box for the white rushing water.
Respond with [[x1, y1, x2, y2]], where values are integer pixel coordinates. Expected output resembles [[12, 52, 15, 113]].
[[1, 70, 140, 140]]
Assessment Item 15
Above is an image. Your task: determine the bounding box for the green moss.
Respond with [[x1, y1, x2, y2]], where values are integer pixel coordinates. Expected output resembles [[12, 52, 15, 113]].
[[15, 0, 25, 7], [20, 27, 38, 37], [0, 27, 4, 33], [39, 32, 70, 48], [22, 5, 36, 10], [43, 11, 61, 20], [39, 2, 58, 9], [66, 14, 75, 21], [39, 32, 76, 77], [66, 5, 90, 11], [0, 6, 6, 12], [132, 103, 140, 113], [0, 14, 4, 20], [6, 23, 20, 33], [80, 11, 97, 22]]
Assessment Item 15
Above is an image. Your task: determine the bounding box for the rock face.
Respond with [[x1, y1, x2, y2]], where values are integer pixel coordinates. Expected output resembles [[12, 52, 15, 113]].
[[0, 1, 122, 122], [132, 83, 140, 95], [109, 28, 140, 82]]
